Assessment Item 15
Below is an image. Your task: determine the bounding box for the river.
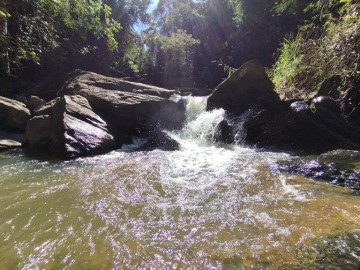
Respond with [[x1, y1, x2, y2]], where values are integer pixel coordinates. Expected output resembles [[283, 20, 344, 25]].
[[0, 97, 359, 269]]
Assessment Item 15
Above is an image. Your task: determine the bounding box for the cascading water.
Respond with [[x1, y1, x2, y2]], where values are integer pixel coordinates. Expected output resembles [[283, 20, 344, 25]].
[[0, 96, 359, 269], [170, 96, 226, 146]]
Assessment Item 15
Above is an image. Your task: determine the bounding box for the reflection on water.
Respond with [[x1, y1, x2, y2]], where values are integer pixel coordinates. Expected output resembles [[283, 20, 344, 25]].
[[0, 97, 359, 269], [1, 147, 359, 269]]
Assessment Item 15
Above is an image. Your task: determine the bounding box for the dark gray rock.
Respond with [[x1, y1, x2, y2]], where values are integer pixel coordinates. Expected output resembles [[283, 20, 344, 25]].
[[61, 70, 186, 143], [0, 131, 25, 151], [204, 60, 360, 154], [0, 139, 22, 151], [142, 130, 180, 151], [60, 70, 177, 98], [26, 95, 45, 113], [213, 119, 234, 144], [207, 60, 281, 116], [0, 96, 31, 132], [341, 87, 360, 126], [312, 96, 341, 116], [317, 75, 342, 99], [25, 95, 115, 159], [177, 88, 213, 97], [274, 150, 360, 190]]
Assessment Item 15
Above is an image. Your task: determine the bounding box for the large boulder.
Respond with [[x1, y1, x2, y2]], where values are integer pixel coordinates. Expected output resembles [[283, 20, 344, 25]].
[[60, 70, 177, 98], [60, 70, 186, 143], [241, 96, 360, 153], [207, 60, 282, 116], [0, 96, 31, 132], [208, 60, 360, 154], [25, 95, 115, 159]]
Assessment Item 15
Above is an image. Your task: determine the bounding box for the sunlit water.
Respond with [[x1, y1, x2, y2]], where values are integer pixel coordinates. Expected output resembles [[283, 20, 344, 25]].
[[0, 97, 360, 269]]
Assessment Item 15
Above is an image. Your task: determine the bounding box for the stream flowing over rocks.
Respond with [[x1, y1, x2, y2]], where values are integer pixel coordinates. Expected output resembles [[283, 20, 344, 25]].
[[207, 60, 360, 154], [0, 64, 360, 268], [0, 95, 359, 269], [0, 60, 359, 177]]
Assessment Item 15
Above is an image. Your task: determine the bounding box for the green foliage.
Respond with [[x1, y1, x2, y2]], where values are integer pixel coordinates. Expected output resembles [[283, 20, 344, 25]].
[[154, 29, 200, 78], [270, 34, 304, 96], [156, 29, 200, 51], [57, 0, 121, 51], [123, 36, 151, 74], [270, 0, 359, 99], [1, 0, 124, 76], [0, 8, 10, 19]]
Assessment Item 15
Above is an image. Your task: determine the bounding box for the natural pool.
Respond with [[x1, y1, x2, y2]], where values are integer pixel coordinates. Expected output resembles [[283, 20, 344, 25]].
[[0, 97, 359, 269]]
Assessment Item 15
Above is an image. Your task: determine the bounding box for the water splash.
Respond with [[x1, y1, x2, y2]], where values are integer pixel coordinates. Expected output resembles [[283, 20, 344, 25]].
[[170, 96, 225, 147]]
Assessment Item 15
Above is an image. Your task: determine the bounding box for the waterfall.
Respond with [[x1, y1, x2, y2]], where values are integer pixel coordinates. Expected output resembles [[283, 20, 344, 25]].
[[169, 96, 225, 147], [169, 96, 257, 149]]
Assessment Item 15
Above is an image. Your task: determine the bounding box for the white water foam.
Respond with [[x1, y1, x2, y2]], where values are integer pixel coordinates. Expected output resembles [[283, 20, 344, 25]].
[[169, 96, 225, 147]]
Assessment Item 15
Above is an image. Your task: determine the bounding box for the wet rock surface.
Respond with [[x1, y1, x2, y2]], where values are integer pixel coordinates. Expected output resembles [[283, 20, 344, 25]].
[[273, 150, 360, 190], [206, 60, 360, 154], [25, 95, 115, 159]]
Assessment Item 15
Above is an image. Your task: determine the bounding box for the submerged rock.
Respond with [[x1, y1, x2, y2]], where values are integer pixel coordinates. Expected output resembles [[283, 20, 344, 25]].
[[25, 95, 115, 159], [274, 150, 360, 190], [0, 96, 31, 132]]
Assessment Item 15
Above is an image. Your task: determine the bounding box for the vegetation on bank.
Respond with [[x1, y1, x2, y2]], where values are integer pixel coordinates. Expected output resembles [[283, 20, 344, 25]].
[[0, 0, 359, 99], [270, 0, 360, 100]]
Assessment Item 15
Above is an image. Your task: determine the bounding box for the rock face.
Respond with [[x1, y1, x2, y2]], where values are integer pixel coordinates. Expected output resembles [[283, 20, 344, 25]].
[[25, 95, 115, 159], [61, 70, 177, 98], [61, 70, 185, 142], [210, 60, 360, 154], [23, 70, 186, 159], [0, 96, 31, 132], [207, 60, 281, 116], [26, 95, 45, 113]]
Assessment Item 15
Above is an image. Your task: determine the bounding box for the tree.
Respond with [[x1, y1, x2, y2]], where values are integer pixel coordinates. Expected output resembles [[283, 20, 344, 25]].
[[0, 6, 10, 75], [143, 0, 203, 86], [156, 29, 200, 78], [1, 0, 121, 78]]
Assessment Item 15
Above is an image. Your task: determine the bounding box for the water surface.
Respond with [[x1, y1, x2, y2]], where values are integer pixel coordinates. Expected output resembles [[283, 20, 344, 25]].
[[0, 97, 359, 269]]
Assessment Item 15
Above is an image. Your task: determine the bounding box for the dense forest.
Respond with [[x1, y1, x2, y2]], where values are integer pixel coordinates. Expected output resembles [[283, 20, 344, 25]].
[[0, 0, 359, 99]]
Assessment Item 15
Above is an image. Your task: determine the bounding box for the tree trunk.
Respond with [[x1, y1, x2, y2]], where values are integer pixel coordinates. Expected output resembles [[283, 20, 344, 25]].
[[0, 12, 10, 75]]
